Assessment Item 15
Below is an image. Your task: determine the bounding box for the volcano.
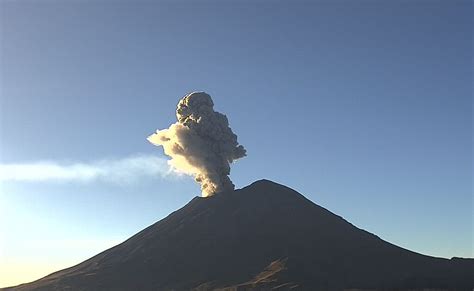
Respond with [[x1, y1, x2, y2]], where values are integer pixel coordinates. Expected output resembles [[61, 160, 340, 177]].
[[5, 180, 473, 290]]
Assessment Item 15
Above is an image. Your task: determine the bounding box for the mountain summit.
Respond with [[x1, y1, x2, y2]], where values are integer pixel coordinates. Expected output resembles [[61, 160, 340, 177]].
[[6, 180, 473, 290]]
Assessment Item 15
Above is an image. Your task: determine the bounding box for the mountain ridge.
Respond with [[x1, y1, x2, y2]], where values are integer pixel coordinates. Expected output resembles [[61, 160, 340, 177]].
[[5, 179, 473, 290]]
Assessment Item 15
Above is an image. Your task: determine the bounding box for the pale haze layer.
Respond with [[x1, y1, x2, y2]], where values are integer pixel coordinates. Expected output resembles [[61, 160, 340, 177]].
[[148, 92, 246, 196]]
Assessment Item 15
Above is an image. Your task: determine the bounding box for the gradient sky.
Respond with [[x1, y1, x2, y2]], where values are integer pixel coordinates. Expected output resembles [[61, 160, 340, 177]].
[[0, 0, 472, 287]]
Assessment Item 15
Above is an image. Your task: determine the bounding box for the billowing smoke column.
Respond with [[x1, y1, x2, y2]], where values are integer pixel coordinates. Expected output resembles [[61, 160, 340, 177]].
[[147, 92, 246, 197]]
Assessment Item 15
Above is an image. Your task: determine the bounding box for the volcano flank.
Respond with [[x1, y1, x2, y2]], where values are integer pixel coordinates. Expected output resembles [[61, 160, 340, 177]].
[[5, 180, 473, 290]]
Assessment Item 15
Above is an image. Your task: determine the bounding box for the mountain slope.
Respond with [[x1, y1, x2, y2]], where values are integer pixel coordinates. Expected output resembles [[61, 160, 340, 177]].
[[6, 180, 473, 290]]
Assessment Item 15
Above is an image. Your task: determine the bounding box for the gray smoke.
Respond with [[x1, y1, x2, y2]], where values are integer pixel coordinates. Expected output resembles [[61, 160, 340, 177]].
[[147, 92, 246, 196]]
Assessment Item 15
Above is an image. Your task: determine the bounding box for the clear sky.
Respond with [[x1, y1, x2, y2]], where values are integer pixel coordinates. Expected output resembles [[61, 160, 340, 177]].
[[0, 0, 472, 287]]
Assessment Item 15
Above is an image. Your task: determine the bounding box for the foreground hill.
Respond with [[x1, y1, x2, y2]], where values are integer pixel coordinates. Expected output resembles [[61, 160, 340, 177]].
[[5, 180, 473, 290]]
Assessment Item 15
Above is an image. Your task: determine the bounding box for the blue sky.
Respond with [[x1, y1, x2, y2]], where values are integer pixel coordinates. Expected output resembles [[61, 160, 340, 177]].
[[0, 0, 472, 287]]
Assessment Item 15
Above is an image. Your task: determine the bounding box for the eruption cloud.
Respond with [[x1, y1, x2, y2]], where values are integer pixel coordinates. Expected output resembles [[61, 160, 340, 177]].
[[147, 92, 246, 197]]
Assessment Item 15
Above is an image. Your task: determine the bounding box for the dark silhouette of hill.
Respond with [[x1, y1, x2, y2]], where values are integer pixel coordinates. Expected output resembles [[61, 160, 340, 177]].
[[5, 180, 473, 290]]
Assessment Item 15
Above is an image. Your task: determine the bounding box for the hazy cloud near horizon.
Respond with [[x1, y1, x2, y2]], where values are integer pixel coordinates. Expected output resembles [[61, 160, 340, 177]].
[[0, 155, 176, 184]]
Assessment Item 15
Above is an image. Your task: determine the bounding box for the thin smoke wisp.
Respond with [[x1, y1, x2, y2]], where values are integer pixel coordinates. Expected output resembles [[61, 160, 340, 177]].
[[0, 155, 173, 184]]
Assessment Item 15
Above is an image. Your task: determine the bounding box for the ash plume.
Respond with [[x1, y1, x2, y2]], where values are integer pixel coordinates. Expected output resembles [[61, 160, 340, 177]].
[[147, 92, 246, 196]]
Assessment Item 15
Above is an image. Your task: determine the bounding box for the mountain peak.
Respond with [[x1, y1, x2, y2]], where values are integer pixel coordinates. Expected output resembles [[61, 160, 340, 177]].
[[6, 180, 473, 291], [245, 178, 292, 190], [248, 178, 279, 186]]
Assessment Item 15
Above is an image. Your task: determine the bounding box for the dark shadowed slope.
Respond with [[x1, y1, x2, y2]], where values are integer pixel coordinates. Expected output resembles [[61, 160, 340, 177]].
[[5, 180, 473, 290]]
